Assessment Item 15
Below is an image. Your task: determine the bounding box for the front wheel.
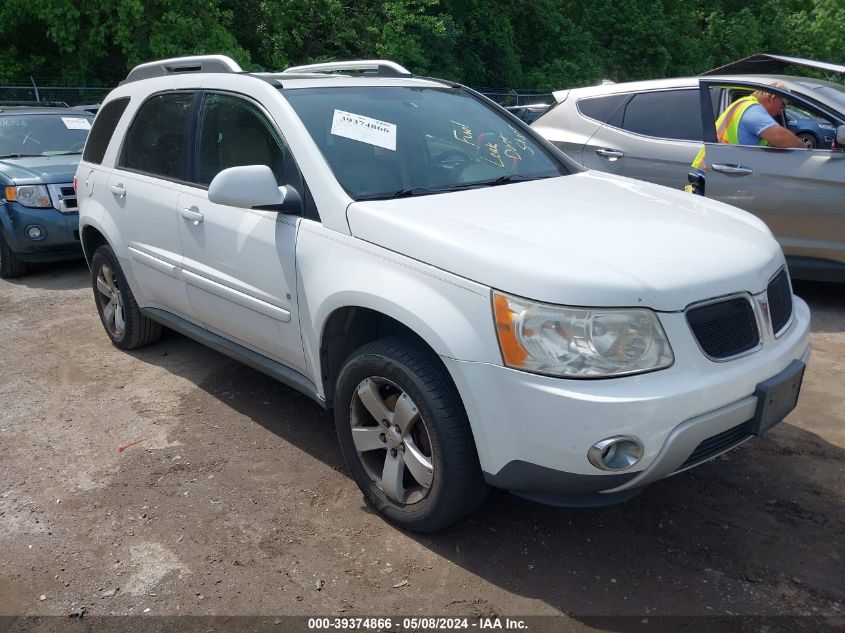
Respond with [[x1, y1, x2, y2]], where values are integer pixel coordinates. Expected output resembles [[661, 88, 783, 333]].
[[797, 132, 818, 149], [0, 232, 28, 278], [334, 336, 487, 532], [91, 245, 162, 350]]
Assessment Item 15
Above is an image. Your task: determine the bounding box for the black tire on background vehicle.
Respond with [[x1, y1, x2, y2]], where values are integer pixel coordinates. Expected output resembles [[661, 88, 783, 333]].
[[797, 132, 818, 149], [91, 244, 162, 350], [0, 232, 28, 278], [334, 335, 488, 533]]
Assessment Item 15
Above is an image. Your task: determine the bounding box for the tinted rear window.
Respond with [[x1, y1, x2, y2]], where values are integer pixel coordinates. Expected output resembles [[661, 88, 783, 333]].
[[577, 94, 630, 127], [119, 92, 193, 180], [83, 98, 130, 164], [622, 90, 702, 141]]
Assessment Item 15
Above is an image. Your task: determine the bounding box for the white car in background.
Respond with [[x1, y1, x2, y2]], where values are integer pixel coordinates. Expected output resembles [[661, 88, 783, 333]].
[[76, 55, 810, 532]]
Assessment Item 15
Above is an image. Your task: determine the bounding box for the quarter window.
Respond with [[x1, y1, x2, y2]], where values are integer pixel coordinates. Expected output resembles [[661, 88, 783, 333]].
[[119, 93, 193, 180], [577, 94, 630, 128], [621, 90, 702, 141], [83, 97, 130, 164], [196, 94, 292, 187]]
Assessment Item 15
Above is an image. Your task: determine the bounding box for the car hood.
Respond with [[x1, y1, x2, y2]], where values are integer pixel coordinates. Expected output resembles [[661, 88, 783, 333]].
[[346, 171, 785, 311], [0, 155, 82, 185]]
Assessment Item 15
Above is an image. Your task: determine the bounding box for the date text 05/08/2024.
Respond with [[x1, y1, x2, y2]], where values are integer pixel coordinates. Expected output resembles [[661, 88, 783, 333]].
[[307, 617, 528, 630]]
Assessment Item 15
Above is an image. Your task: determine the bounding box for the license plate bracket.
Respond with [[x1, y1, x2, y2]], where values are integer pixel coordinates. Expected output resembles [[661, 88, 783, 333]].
[[751, 359, 805, 436]]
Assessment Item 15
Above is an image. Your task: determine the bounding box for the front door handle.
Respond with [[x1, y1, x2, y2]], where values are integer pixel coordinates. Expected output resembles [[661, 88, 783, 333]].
[[180, 206, 204, 225], [595, 148, 624, 160], [110, 184, 126, 198], [711, 163, 754, 176]]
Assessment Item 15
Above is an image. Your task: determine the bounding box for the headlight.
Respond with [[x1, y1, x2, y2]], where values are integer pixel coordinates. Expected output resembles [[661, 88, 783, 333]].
[[493, 290, 674, 378], [5, 185, 52, 208], [818, 122, 835, 130]]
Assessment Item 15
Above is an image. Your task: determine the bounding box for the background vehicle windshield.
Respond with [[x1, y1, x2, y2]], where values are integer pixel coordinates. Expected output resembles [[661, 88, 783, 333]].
[[284, 86, 567, 199], [0, 113, 93, 157]]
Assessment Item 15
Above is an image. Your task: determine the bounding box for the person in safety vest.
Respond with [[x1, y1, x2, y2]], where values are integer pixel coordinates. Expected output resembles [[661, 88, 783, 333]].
[[687, 84, 803, 193]]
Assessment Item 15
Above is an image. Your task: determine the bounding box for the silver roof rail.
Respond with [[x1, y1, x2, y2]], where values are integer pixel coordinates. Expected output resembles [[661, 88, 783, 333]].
[[122, 55, 243, 85], [281, 60, 411, 77]]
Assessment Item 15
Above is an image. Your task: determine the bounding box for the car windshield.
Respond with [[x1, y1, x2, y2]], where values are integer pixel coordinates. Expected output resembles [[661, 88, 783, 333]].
[[283, 86, 567, 200], [0, 112, 93, 158]]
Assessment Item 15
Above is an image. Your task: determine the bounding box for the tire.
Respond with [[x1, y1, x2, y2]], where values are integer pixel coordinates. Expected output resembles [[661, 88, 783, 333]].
[[91, 244, 162, 350], [334, 335, 488, 532], [0, 231, 28, 278], [797, 132, 818, 149]]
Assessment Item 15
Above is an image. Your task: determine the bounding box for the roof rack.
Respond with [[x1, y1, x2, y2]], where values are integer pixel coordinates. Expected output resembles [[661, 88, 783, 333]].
[[122, 55, 243, 85], [281, 60, 411, 77]]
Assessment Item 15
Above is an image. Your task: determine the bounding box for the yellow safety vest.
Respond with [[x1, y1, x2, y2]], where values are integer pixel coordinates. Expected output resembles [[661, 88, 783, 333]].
[[691, 96, 769, 170]]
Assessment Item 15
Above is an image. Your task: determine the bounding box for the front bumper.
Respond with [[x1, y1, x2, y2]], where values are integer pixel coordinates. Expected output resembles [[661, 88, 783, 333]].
[[1, 202, 82, 262], [442, 296, 811, 503]]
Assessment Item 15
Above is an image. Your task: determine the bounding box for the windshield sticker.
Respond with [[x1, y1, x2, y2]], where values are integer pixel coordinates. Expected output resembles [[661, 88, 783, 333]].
[[331, 110, 396, 151], [61, 117, 92, 130]]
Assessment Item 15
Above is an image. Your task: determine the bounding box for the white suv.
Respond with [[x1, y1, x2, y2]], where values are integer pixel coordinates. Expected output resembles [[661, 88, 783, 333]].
[[77, 55, 811, 532]]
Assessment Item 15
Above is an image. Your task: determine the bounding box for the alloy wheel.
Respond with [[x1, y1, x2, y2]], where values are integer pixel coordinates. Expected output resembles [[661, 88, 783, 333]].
[[349, 376, 434, 504], [95, 264, 126, 337]]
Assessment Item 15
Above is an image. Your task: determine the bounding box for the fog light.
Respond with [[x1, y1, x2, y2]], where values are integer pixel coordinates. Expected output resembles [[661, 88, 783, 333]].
[[26, 225, 46, 241], [588, 436, 643, 471]]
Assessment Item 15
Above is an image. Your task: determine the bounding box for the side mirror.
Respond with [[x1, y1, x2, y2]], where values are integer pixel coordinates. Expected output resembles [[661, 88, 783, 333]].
[[208, 165, 285, 211], [837, 125, 845, 146]]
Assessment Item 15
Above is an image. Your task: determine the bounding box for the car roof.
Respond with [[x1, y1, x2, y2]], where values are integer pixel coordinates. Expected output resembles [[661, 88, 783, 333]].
[[559, 74, 841, 102], [0, 106, 93, 116]]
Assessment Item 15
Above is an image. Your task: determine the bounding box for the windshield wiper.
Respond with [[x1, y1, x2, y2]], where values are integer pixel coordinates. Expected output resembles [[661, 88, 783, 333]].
[[358, 174, 553, 201], [0, 153, 42, 159], [45, 151, 82, 156]]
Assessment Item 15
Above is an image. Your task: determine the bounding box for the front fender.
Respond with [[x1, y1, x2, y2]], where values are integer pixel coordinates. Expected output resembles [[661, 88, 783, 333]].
[[295, 222, 501, 398]]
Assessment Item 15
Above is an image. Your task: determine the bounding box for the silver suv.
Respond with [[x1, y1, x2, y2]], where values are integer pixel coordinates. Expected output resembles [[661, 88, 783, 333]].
[[533, 54, 845, 283], [76, 55, 810, 532]]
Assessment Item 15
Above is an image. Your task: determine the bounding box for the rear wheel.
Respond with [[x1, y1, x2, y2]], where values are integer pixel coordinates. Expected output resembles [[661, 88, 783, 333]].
[[91, 245, 162, 349], [797, 132, 818, 149], [334, 336, 487, 532], [0, 232, 28, 278]]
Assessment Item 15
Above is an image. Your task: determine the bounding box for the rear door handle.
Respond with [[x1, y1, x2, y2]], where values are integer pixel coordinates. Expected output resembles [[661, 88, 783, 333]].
[[180, 206, 204, 225], [711, 163, 754, 176], [110, 184, 126, 198], [595, 148, 624, 160]]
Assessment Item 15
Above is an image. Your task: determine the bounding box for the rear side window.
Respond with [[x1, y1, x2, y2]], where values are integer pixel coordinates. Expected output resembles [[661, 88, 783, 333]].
[[119, 92, 193, 180], [622, 90, 702, 141], [577, 94, 630, 127], [83, 98, 130, 164]]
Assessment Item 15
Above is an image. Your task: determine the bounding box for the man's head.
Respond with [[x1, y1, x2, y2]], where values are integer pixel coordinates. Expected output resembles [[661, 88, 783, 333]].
[[754, 83, 789, 117]]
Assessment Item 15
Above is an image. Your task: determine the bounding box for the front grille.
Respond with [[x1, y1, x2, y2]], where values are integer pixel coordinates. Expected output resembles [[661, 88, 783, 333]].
[[687, 297, 760, 359], [678, 420, 753, 470], [767, 269, 793, 335], [46, 183, 78, 213]]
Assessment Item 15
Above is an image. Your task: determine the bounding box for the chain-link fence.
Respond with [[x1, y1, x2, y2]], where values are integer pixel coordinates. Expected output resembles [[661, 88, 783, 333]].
[[478, 90, 554, 107], [0, 85, 112, 107]]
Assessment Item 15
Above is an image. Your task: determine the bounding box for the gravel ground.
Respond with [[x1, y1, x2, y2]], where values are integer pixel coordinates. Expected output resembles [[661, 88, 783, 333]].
[[0, 260, 843, 631]]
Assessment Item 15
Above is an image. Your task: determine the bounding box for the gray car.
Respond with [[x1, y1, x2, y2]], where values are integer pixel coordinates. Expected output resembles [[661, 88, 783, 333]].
[[533, 54, 845, 283]]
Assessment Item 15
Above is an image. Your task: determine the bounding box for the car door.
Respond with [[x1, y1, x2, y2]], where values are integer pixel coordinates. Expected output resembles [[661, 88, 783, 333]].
[[581, 89, 702, 189], [176, 92, 306, 372], [702, 142, 845, 269], [108, 91, 196, 315]]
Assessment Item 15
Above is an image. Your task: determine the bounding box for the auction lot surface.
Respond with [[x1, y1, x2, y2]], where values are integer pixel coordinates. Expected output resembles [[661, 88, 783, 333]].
[[1, 261, 843, 629]]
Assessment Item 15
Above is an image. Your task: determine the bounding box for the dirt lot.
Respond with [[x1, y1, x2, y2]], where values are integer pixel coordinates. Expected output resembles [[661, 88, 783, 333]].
[[1, 260, 843, 630]]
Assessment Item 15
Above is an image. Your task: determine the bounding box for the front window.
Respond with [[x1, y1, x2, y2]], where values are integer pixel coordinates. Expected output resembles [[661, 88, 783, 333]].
[[283, 86, 567, 200], [0, 112, 93, 158]]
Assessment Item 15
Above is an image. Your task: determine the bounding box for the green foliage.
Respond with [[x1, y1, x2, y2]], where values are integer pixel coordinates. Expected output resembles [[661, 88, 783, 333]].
[[0, 0, 841, 88]]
